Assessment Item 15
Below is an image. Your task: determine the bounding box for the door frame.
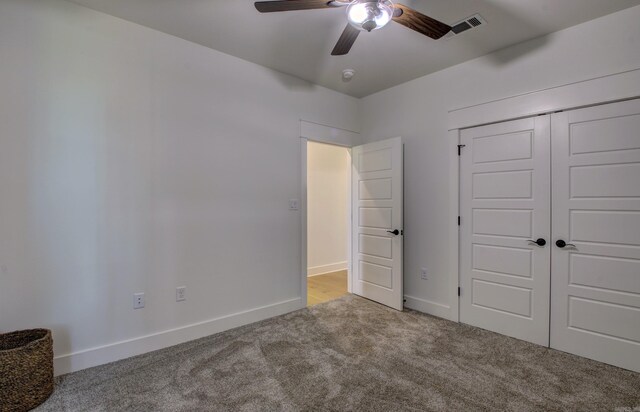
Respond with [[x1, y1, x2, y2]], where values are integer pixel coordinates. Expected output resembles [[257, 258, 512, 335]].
[[448, 68, 640, 323], [299, 120, 361, 307]]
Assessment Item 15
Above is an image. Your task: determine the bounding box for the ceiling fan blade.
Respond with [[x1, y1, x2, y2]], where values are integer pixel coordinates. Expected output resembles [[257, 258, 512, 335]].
[[392, 4, 451, 40], [331, 24, 360, 56], [255, 0, 335, 13]]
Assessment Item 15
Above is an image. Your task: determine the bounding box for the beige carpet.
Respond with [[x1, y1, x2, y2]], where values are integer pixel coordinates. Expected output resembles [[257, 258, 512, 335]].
[[37, 295, 640, 411]]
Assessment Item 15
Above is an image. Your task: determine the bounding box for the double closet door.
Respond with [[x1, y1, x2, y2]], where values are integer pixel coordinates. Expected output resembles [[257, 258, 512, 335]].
[[460, 99, 640, 372]]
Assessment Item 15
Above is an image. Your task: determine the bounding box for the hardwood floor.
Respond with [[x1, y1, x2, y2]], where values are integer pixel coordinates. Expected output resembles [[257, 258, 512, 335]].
[[307, 270, 349, 306]]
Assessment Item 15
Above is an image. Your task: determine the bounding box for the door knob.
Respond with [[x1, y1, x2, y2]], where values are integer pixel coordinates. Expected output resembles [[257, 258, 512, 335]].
[[555, 239, 576, 248], [387, 229, 400, 236], [527, 238, 546, 247]]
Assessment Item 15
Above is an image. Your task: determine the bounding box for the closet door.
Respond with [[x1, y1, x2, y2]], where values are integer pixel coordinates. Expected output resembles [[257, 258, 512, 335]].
[[551, 99, 640, 372], [460, 116, 551, 346]]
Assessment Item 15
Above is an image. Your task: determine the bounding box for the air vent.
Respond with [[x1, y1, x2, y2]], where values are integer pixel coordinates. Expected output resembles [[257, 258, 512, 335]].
[[467, 16, 482, 27], [443, 14, 486, 40]]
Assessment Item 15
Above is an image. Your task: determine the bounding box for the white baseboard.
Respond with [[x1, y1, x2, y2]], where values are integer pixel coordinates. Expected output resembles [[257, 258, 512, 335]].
[[307, 261, 348, 277], [404, 295, 454, 321], [53, 297, 303, 376]]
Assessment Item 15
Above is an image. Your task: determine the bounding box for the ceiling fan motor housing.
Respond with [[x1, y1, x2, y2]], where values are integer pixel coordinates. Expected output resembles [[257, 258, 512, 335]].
[[362, 20, 377, 32], [364, 0, 384, 29]]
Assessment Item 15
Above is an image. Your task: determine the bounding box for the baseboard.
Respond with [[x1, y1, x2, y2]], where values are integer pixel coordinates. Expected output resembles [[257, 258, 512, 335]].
[[404, 295, 454, 321], [53, 297, 303, 376], [307, 261, 348, 277]]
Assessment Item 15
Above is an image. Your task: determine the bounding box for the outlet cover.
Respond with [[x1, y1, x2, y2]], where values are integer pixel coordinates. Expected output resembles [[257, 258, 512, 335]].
[[289, 199, 299, 210], [133, 292, 145, 309], [176, 286, 186, 302], [421, 268, 428, 280]]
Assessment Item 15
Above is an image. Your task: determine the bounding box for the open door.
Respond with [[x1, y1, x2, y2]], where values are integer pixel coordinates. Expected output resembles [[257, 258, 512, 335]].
[[351, 137, 403, 310]]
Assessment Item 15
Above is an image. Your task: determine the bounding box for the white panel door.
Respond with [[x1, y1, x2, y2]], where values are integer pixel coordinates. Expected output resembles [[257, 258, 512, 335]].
[[352, 137, 403, 310], [551, 99, 640, 372], [460, 116, 551, 346]]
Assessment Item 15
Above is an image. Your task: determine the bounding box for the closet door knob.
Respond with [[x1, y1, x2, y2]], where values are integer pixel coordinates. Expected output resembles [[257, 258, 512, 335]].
[[527, 238, 546, 247], [555, 239, 576, 248], [387, 229, 400, 236]]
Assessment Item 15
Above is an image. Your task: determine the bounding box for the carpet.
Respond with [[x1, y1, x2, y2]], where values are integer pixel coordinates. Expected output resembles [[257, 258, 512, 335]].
[[36, 295, 640, 411]]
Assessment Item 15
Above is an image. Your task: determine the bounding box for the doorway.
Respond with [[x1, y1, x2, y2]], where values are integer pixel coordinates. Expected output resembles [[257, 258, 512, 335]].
[[306, 141, 351, 306]]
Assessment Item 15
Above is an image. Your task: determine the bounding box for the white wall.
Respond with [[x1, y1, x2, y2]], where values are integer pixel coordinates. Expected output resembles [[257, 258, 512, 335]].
[[0, 0, 359, 374], [307, 142, 349, 276], [2, 0, 640, 376], [360, 5, 640, 320]]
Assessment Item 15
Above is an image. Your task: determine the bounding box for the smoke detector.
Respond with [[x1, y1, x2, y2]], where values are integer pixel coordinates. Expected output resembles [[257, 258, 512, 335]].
[[443, 14, 487, 40], [342, 69, 355, 82]]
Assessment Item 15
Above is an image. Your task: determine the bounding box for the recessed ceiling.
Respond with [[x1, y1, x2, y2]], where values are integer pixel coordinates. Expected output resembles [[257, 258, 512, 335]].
[[68, 0, 640, 97]]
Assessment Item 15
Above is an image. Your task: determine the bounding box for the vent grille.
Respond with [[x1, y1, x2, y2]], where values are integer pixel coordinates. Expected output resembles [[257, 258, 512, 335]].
[[468, 16, 482, 27], [444, 14, 486, 40]]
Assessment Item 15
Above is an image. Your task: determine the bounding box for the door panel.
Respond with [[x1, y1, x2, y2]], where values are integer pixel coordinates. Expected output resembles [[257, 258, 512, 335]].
[[569, 113, 640, 154], [460, 116, 551, 346], [360, 261, 393, 289], [472, 131, 533, 163], [570, 254, 640, 294], [359, 178, 392, 200], [352, 137, 403, 310], [571, 211, 640, 245], [472, 280, 532, 317], [359, 234, 392, 259], [472, 209, 533, 238], [551, 99, 640, 372], [571, 163, 640, 197], [473, 244, 533, 277], [473, 170, 533, 199], [359, 207, 392, 228]]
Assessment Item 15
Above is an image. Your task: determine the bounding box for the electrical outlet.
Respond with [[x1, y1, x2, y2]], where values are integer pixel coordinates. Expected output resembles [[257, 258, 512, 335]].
[[176, 286, 186, 302], [421, 268, 428, 280], [289, 199, 299, 210], [133, 292, 145, 309]]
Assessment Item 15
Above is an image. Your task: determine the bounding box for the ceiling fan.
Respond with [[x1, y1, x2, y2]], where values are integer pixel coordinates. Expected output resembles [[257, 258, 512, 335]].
[[254, 0, 451, 56]]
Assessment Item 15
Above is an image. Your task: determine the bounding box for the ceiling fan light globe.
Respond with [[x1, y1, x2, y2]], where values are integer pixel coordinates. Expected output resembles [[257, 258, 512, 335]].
[[347, 0, 393, 32], [374, 3, 393, 27], [347, 2, 368, 24]]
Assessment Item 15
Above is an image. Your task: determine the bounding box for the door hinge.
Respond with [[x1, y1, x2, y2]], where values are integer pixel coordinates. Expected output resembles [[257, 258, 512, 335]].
[[457, 144, 466, 156], [458, 287, 461, 297], [458, 216, 461, 226]]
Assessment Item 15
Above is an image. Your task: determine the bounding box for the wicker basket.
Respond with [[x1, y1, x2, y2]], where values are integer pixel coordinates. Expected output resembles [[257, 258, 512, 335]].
[[0, 329, 54, 412]]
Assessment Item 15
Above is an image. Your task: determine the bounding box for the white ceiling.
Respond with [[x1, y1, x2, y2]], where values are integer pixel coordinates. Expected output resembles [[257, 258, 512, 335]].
[[68, 0, 640, 97]]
